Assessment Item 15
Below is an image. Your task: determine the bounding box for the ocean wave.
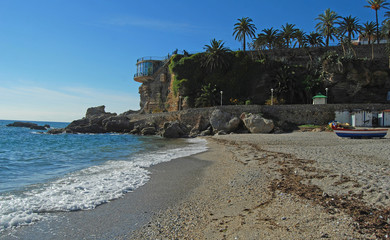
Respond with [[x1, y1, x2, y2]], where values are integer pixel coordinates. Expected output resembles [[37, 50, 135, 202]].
[[0, 137, 207, 232]]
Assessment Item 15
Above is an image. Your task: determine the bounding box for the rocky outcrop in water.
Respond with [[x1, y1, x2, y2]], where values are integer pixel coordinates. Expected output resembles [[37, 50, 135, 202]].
[[6, 122, 50, 130]]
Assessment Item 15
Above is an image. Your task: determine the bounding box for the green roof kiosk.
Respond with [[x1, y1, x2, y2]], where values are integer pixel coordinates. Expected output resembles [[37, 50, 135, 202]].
[[312, 93, 327, 104]]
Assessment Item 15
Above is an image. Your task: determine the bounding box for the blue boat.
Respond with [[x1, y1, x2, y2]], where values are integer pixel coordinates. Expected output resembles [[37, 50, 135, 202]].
[[330, 122, 388, 138]]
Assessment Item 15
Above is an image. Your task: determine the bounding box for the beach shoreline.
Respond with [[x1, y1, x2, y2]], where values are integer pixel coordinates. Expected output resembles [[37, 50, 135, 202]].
[[132, 132, 390, 239], [0, 155, 210, 240], [3, 131, 389, 239]]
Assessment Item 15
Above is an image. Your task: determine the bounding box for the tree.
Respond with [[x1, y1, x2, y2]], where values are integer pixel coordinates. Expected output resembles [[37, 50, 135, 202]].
[[195, 83, 218, 107], [294, 29, 307, 48], [315, 8, 340, 47], [381, 20, 390, 67], [202, 39, 231, 72], [362, 21, 377, 58], [279, 23, 298, 48], [255, 28, 279, 50], [233, 17, 257, 52], [361, 21, 377, 44], [337, 15, 361, 43], [365, 0, 389, 44], [306, 32, 324, 47]]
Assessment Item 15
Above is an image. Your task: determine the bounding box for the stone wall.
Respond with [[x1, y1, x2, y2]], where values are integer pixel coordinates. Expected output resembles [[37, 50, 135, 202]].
[[127, 104, 390, 129]]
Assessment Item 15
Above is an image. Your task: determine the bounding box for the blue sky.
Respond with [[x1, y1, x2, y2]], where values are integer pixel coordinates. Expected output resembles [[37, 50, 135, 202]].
[[0, 0, 385, 121]]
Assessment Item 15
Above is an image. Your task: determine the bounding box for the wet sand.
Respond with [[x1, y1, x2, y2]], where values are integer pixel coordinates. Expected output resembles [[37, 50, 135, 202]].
[[0, 156, 210, 240]]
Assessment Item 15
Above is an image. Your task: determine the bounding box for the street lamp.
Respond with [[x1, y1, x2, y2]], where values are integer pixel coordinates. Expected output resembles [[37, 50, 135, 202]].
[[220, 91, 223, 106], [271, 88, 274, 105], [325, 88, 328, 104]]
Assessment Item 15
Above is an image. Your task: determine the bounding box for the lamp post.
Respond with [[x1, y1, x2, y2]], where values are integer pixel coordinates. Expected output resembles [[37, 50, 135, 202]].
[[271, 88, 274, 105], [325, 88, 328, 104], [220, 91, 223, 106]]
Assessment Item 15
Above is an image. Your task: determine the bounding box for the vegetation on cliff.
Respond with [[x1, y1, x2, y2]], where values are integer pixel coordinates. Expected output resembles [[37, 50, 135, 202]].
[[165, 0, 390, 108]]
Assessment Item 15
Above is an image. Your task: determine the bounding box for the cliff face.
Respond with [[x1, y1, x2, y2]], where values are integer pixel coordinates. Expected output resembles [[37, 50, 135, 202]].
[[136, 45, 390, 112], [323, 59, 390, 103]]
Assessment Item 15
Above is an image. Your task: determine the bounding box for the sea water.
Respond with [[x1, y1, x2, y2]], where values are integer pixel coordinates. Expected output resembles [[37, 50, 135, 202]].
[[0, 120, 207, 232]]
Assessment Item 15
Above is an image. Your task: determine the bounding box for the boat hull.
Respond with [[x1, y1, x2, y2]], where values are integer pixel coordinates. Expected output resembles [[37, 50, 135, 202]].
[[333, 129, 388, 138]]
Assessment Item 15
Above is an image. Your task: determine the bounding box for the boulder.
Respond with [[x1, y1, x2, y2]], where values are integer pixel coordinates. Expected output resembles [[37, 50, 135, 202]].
[[85, 105, 115, 118], [64, 106, 117, 133], [141, 127, 156, 135], [240, 113, 274, 133], [190, 115, 210, 134], [47, 128, 65, 134], [161, 121, 188, 138], [199, 127, 212, 136], [102, 116, 133, 132], [209, 109, 241, 133]]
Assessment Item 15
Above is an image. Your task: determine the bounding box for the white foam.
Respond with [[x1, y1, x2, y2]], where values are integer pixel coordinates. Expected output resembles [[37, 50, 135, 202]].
[[0, 137, 208, 232]]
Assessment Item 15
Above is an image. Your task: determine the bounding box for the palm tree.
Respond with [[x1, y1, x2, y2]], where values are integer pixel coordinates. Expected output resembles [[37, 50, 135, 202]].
[[361, 21, 377, 44], [306, 32, 325, 47], [255, 28, 279, 49], [337, 15, 361, 43], [381, 20, 390, 67], [202, 39, 231, 72], [233, 17, 257, 52], [294, 29, 307, 48], [253, 34, 267, 51], [365, 0, 389, 44], [382, 19, 390, 38], [315, 8, 340, 47], [279, 23, 298, 48]]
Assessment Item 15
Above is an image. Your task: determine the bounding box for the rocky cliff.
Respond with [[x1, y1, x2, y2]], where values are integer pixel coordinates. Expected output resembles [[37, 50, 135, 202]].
[[136, 45, 390, 112], [322, 58, 390, 103]]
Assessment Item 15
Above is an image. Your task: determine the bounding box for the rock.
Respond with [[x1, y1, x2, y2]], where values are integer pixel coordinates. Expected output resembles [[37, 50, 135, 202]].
[[141, 127, 156, 135], [102, 116, 133, 132], [161, 121, 189, 138], [199, 127, 212, 136], [209, 109, 241, 133], [30, 125, 47, 130], [85, 105, 114, 118], [216, 130, 227, 135], [47, 128, 65, 134], [191, 115, 210, 133], [240, 113, 274, 133], [64, 106, 117, 133], [6, 121, 49, 130]]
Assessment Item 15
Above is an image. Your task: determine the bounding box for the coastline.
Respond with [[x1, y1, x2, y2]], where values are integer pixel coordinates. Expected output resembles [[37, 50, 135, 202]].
[[0, 155, 210, 240], [3, 131, 389, 239], [132, 132, 389, 239]]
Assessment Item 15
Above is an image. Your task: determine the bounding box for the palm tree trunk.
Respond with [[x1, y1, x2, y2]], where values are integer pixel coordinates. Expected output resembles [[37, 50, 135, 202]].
[[371, 42, 374, 59], [243, 35, 246, 52], [376, 10, 380, 44]]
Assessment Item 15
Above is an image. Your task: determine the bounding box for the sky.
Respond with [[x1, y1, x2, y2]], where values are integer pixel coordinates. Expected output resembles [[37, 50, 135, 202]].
[[0, 0, 386, 122]]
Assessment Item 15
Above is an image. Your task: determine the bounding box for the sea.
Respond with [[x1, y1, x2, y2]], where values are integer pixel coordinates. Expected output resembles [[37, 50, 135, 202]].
[[0, 120, 207, 233]]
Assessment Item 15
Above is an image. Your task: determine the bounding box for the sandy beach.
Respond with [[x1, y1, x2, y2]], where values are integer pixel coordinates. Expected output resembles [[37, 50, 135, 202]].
[[2, 131, 389, 239], [132, 132, 390, 239]]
